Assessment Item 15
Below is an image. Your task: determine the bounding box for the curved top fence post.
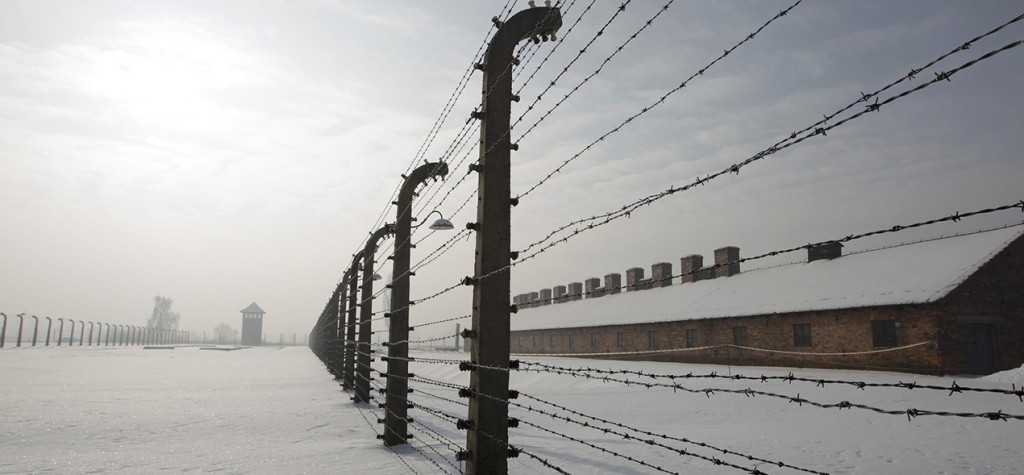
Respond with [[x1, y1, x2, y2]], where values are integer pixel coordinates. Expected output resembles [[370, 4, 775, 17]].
[[16, 313, 25, 347], [466, 6, 561, 475], [355, 223, 395, 405], [343, 250, 363, 391], [383, 161, 448, 447]]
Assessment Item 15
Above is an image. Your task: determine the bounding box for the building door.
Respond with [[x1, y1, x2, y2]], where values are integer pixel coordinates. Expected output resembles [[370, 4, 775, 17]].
[[964, 324, 997, 374]]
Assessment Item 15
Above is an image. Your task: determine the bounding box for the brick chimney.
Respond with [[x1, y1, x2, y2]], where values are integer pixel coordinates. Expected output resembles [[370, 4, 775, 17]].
[[567, 282, 583, 301], [553, 285, 567, 303], [604, 273, 622, 294], [807, 241, 843, 262], [585, 277, 603, 298], [714, 246, 740, 278], [651, 262, 673, 288], [680, 255, 703, 283], [626, 267, 645, 292], [539, 288, 552, 306]]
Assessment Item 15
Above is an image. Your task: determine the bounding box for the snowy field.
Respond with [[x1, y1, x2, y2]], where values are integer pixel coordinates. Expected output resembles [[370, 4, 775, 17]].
[[1, 346, 1021, 474]]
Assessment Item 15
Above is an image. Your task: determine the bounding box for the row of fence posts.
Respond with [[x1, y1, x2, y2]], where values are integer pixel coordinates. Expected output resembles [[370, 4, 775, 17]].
[[0, 313, 188, 348], [309, 6, 562, 475]]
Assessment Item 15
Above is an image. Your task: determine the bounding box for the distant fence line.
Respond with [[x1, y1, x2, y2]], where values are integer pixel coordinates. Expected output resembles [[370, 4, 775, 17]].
[[0, 313, 187, 348]]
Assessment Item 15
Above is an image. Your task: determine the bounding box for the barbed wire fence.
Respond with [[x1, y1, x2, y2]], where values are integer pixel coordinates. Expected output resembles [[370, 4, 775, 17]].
[[308, 3, 1024, 474]]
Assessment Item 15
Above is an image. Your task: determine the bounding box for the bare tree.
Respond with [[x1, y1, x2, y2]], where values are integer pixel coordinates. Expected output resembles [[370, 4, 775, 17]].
[[213, 322, 236, 344], [147, 296, 180, 330]]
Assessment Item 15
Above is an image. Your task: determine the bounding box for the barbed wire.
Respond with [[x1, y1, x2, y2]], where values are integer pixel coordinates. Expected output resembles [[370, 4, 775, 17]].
[[412, 229, 474, 274], [411, 159, 477, 231], [366, 227, 473, 307], [517, 391, 825, 475], [319, 10, 1024, 342], [512, 0, 594, 96], [516, 360, 1024, 401], [408, 423, 464, 475], [371, 379, 464, 474], [415, 393, 577, 475], [503, 199, 1024, 314], [412, 371, 816, 473], [412, 387, 470, 410], [410, 374, 468, 393], [372, 198, 1024, 340], [411, 313, 472, 331], [512, 341, 935, 359], [514, 0, 679, 143], [354, 0, 523, 251], [336, 0, 541, 291], [388, 334, 458, 347], [353, 398, 425, 475], [408, 1, 586, 223], [514, 0, 802, 202], [496, 361, 1024, 422], [757, 11, 1024, 184], [510, 0, 639, 133], [414, 397, 576, 474], [379, 404, 453, 474], [416, 401, 463, 424], [511, 34, 1024, 263], [516, 448, 575, 475], [362, 175, 477, 315], [331, 3, 585, 309], [403, 1, 585, 229], [410, 421, 462, 457], [517, 418, 753, 475], [467, 0, 681, 189]]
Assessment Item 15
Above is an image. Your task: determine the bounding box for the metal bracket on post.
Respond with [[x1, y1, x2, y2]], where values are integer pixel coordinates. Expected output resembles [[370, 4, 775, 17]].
[[383, 161, 449, 447], [466, 6, 561, 475]]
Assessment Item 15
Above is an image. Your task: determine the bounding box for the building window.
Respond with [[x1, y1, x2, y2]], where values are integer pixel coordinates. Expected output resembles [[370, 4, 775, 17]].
[[733, 327, 748, 346], [549, 335, 556, 348], [648, 331, 658, 349], [517, 336, 523, 348], [591, 333, 598, 348], [533, 335, 539, 347], [872, 320, 897, 347], [686, 329, 699, 348], [569, 334, 576, 349], [617, 332, 626, 348], [793, 324, 812, 347]]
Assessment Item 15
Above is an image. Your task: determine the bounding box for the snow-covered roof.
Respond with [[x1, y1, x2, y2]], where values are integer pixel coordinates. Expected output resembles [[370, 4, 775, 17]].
[[240, 302, 266, 315], [511, 226, 1023, 331]]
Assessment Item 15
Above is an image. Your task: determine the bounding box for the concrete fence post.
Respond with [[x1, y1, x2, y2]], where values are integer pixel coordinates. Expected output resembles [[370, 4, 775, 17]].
[[344, 251, 363, 391], [465, 7, 561, 474], [384, 161, 448, 446], [30, 315, 39, 346], [357, 224, 395, 405]]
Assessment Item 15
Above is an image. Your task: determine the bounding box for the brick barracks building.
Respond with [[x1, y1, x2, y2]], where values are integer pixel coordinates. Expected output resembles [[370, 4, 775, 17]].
[[507, 225, 1024, 375]]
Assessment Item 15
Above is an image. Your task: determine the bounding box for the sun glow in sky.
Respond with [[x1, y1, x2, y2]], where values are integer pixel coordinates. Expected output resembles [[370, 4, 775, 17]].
[[1, 1, 1022, 341]]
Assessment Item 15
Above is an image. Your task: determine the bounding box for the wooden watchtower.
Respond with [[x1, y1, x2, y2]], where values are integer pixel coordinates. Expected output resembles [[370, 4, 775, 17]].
[[240, 302, 265, 346]]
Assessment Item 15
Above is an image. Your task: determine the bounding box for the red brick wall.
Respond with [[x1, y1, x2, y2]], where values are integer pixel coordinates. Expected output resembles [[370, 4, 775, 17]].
[[511, 306, 946, 373], [934, 233, 1024, 373], [509, 232, 1024, 375]]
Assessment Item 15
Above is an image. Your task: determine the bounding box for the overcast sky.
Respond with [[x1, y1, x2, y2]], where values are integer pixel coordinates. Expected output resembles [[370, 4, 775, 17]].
[[2, 1, 1022, 342]]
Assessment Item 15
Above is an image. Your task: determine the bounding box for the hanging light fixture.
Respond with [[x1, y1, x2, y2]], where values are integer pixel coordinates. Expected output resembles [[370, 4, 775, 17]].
[[416, 210, 455, 231]]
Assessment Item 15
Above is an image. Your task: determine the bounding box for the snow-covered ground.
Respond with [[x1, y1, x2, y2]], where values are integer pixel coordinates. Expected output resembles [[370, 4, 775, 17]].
[[1, 346, 1021, 474]]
